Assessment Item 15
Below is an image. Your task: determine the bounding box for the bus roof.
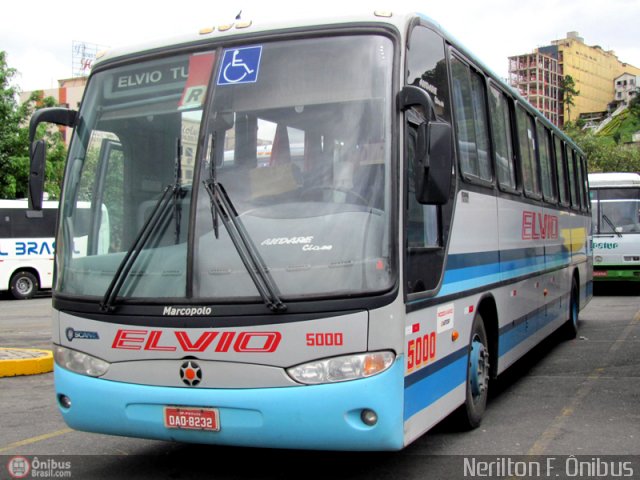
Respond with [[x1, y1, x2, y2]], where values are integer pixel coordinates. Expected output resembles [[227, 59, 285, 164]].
[[94, 11, 419, 67], [588, 172, 640, 188]]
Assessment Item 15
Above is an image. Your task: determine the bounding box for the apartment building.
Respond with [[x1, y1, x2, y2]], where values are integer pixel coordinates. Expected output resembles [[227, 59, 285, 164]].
[[509, 32, 640, 126]]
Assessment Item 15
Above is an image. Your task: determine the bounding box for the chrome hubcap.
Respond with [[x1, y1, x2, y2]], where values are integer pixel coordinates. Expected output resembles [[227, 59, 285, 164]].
[[16, 278, 33, 295], [470, 336, 490, 399]]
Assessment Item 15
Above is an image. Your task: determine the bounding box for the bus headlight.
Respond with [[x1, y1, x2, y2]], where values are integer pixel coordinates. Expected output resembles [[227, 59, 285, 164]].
[[286, 351, 395, 384], [53, 345, 110, 377]]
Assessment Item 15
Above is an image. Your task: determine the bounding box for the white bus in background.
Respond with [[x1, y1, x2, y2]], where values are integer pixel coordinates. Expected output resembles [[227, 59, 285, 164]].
[[589, 172, 640, 283], [0, 200, 110, 299], [0, 200, 57, 299]]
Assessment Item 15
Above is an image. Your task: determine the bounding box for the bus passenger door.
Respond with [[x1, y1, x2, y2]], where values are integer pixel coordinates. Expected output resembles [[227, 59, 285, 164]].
[[404, 25, 454, 297]]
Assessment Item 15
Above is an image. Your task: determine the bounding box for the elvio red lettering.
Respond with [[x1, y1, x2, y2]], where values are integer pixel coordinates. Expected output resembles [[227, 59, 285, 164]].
[[549, 216, 558, 239], [537, 213, 547, 239], [215, 332, 235, 352], [112, 329, 147, 350], [234, 332, 282, 352], [522, 211, 535, 240], [145, 330, 176, 351], [175, 331, 218, 352]]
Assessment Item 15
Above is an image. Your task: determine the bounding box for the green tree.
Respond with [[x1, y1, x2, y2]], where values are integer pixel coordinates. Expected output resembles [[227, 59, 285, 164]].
[[561, 75, 580, 124], [563, 123, 640, 173], [0, 50, 67, 199], [629, 89, 640, 116]]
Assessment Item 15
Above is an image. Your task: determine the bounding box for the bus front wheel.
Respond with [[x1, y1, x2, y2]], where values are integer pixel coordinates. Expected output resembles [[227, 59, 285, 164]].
[[455, 313, 490, 429], [10, 271, 39, 300]]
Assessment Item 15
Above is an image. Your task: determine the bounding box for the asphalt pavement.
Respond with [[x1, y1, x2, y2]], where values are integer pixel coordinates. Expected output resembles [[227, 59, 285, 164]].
[[0, 295, 53, 378]]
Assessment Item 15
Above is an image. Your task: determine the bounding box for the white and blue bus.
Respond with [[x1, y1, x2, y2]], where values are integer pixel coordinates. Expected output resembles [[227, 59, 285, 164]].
[[589, 172, 640, 283], [0, 200, 57, 299], [29, 11, 591, 450], [0, 200, 110, 299]]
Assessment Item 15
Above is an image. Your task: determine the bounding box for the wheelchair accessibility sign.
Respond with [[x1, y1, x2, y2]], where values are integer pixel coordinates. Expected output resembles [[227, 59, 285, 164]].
[[217, 46, 262, 85]]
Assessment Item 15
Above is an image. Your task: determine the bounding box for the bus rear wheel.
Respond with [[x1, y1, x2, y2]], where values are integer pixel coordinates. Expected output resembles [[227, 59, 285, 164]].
[[561, 278, 579, 339], [10, 271, 39, 300], [455, 313, 490, 429]]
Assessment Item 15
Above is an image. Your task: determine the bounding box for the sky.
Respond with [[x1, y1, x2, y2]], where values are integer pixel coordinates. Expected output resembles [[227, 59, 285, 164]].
[[2, 0, 640, 92]]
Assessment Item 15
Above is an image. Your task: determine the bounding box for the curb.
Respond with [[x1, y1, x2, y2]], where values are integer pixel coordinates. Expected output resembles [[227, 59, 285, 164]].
[[0, 348, 54, 377]]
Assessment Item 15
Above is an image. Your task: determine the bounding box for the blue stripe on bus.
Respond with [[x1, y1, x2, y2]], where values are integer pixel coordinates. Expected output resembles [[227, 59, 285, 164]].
[[430, 248, 572, 298], [403, 347, 467, 420], [445, 250, 501, 270], [403, 296, 569, 421], [497, 294, 567, 355], [445, 247, 560, 281]]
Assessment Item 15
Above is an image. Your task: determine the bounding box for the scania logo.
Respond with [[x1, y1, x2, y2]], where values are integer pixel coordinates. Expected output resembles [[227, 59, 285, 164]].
[[180, 361, 202, 387], [66, 327, 100, 342]]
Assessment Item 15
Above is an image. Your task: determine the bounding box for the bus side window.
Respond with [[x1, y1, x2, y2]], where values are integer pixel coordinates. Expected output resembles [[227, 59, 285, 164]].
[[516, 106, 540, 198], [488, 85, 517, 191], [553, 136, 569, 205], [0, 213, 10, 237], [566, 145, 579, 209], [537, 124, 556, 203], [450, 55, 492, 183], [583, 157, 591, 212], [578, 155, 589, 211]]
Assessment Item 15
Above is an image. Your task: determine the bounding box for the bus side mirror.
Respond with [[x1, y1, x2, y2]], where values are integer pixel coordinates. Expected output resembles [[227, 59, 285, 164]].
[[28, 107, 77, 211], [399, 86, 453, 205], [27, 140, 46, 216]]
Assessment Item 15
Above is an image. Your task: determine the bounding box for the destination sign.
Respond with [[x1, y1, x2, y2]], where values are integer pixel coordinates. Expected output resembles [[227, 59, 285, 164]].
[[110, 58, 191, 96]]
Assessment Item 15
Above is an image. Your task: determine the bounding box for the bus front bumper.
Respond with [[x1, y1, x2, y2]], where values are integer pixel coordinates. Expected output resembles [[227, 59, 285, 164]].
[[54, 359, 405, 451]]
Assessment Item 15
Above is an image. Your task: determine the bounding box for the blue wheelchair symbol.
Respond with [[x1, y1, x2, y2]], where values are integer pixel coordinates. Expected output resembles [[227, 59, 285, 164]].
[[217, 46, 262, 85]]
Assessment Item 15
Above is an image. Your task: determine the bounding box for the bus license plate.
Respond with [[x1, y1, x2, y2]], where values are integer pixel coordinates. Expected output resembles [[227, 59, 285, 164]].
[[164, 407, 220, 431]]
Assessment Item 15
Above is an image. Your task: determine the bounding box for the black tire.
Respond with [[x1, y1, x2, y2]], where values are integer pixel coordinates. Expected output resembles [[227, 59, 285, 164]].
[[455, 313, 490, 429], [10, 271, 39, 300], [562, 278, 579, 339]]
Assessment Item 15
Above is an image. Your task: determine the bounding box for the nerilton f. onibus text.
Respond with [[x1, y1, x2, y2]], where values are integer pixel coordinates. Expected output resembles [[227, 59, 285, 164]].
[[463, 457, 634, 477]]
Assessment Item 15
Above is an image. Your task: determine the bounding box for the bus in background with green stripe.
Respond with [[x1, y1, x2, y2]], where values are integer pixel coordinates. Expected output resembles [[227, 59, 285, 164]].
[[590, 172, 640, 284]]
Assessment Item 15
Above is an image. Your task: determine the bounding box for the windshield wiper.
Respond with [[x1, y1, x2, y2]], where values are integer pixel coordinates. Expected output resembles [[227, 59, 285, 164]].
[[201, 131, 285, 312], [602, 214, 623, 238], [100, 141, 185, 312], [203, 178, 287, 313], [173, 138, 185, 244]]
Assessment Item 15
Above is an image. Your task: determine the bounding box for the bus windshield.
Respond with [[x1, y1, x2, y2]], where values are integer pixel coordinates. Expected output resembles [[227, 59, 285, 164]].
[[591, 187, 640, 235], [57, 35, 395, 305]]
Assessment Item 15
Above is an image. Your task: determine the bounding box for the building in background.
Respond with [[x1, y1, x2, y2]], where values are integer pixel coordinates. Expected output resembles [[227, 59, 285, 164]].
[[509, 32, 640, 126], [509, 51, 561, 126], [19, 76, 87, 146], [613, 73, 639, 108]]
